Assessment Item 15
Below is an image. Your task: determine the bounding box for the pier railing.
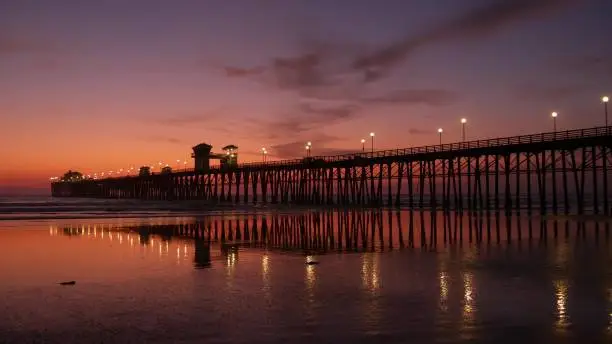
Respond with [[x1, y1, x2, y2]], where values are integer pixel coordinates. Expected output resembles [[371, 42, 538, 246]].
[[200, 125, 612, 171], [62, 125, 612, 180]]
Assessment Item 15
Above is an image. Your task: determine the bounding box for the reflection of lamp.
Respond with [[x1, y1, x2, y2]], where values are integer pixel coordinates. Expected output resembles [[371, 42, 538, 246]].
[[462, 272, 474, 323], [554, 279, 568, 330], [439, 272, 448, 303], [262, 255, 269, 274]]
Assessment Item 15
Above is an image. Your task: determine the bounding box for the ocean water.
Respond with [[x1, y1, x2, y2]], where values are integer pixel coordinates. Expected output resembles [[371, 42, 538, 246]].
[[0, 193, 599, 222], [0, 196, 272, 221], [0, 198, 610, 343]]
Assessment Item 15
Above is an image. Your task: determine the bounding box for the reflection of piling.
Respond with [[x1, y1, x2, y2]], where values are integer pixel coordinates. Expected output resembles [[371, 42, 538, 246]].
[[51, 208, 611, 269], [139, 232, 150, 246], [194, 240, 211, 269]]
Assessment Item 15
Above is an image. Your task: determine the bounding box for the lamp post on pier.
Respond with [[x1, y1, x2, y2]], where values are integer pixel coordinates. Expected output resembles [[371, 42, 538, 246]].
[[603, 96, 609, 127], [370, 132, 375, 153], [551, 112, 558, 132], [361, 138, 365, 152], [461, 118, 467, 142], [438, 128, 443, 145]]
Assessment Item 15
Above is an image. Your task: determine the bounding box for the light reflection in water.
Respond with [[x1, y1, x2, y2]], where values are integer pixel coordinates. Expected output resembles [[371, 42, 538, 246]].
[[438, 251, 450, 314], [262, 255, 270, 277], [262, 254, 271, 297], [226, 251, 237, 269], [304, 255, 317, 322], [361, 253, 381, 334], [361, 253, 380, 292], [439, 271, 449, 312], [305, 255, 316, 291], [462, 271, 475, 326], [554, 279, 569, 331], [306, 265, 316, 288], [225, 249, 237, 288], [608, 287, 612, 333]]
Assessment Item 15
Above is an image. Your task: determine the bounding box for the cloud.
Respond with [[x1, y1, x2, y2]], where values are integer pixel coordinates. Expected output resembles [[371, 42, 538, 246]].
[[299, 102, 359, 119], [514, 83, 589, 101], [0, 35, 55, 54], [138, 136, 185, 145], [361, 89, 460, 106], [153, 109, 226, 127], [155, 114, 212, 126], [408, 128, 431, 135], [224, 51, 344, 94], [224, 66, 266, 77], [558, 55, 612, 77], [351, 0, 577, 81], [222, 0, 574, 134], [272, 102, 361, 137], [240, 101, 361, 141], [270, 53, 329, 90], [222, 0, 575, 103], [269, 134, 355, 159], [220, 37, 368, 98]]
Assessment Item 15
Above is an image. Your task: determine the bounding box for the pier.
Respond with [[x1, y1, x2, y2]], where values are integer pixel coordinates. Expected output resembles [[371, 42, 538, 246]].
[[51, 126, 612, 214]]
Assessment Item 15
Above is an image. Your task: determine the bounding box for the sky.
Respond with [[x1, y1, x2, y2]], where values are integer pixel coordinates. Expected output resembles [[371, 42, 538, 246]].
[[1, 0, 611, 194]]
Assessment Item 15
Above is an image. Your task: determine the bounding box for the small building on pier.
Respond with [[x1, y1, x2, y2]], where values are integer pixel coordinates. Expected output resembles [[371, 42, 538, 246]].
[[139, 166, 151, 176], [221, 145, 239, 169]]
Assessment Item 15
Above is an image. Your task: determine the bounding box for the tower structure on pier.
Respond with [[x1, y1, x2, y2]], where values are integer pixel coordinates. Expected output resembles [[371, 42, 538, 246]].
[[192, 143, 212, 172]]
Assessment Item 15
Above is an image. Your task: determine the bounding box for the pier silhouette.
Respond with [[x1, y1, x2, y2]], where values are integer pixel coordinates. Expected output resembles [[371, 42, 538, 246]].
[[51, 126, 612, 215]]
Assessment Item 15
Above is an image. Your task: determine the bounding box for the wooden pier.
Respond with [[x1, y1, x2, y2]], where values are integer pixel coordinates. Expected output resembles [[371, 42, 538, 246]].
[[51, 126, 612, 214]]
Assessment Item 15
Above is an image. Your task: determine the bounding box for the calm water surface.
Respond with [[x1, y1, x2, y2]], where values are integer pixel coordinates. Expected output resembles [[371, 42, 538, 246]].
[[0, 209, 610, 343]]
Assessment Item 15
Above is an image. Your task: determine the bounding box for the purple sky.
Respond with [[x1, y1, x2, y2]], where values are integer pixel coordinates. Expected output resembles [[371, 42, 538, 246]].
[[0, 0, 611, 192]]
